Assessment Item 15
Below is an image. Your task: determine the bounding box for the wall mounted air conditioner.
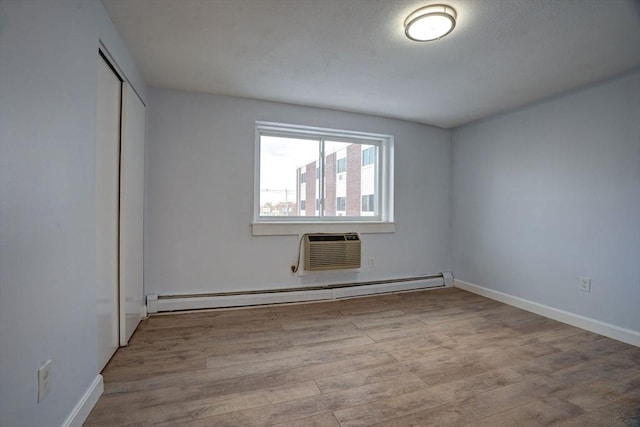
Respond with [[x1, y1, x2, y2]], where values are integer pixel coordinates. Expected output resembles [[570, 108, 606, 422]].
[[304, 233, 361, 271]]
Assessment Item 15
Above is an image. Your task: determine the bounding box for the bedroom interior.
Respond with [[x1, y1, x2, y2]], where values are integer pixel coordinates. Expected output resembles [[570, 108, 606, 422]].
[[0, 0, 638, 426]]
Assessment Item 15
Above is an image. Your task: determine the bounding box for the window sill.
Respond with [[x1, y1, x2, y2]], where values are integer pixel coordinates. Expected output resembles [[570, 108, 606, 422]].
[[251, 221, 396, 236]]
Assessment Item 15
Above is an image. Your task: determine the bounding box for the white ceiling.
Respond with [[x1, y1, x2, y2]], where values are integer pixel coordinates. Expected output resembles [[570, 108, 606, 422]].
[[103, 0, 640, 128]]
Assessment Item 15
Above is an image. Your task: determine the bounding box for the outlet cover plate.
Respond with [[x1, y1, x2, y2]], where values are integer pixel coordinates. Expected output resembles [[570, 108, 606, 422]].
[[38, 360, 52, 402], [578, 276, 591, 292]]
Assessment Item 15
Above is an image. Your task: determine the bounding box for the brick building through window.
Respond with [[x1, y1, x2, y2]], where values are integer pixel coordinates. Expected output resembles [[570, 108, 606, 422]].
[[297, 143, 375, 217]]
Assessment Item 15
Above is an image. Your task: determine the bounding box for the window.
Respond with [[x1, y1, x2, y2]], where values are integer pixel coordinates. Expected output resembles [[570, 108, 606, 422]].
[[361, 194, 374, 212], [337, 157, 347, 174], [362, 146, 375, 166], [255, 122, 393, 225]]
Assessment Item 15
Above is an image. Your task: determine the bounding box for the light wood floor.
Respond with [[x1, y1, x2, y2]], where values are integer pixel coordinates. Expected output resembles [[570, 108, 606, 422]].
[[85, 287, 640, 426]]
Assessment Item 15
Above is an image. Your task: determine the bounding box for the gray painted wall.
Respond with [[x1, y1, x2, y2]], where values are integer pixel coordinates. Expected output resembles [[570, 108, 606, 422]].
[[0, 0, 145, 425], [145, 88, 452, 296], [2, 1, 637, 424], [452, 71, 640, 332]]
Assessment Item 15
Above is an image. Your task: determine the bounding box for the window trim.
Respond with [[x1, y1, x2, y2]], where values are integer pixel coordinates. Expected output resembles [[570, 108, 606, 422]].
[[253, 121, 394, 232]]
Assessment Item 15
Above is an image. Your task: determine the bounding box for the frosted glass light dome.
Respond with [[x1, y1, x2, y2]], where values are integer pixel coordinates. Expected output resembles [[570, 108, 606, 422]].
[[405, 4, 457, 42]]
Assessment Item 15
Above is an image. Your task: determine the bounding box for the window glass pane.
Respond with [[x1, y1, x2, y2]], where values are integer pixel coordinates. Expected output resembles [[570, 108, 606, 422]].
[[362, 146, 376, 166], [359, 145, 377, 216], [337, 158, 347, 173], [256, 124, 389, 222], [324, 141, 348, 216], [324, 140, 374, 217], [260, 135, 319, 216], [361, 194, 374, 213]]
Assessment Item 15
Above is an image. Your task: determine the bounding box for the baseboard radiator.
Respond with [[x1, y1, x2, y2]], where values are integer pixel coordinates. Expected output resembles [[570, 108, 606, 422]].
[[147, 272, 453, 313]]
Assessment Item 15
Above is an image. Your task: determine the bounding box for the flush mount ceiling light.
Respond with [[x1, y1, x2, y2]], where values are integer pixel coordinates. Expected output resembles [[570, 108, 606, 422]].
[[404, 4, 457, 42]]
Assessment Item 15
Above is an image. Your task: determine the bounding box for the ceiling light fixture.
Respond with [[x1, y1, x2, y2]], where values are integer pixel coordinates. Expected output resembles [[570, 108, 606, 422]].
[[404, 4, 457, 42]]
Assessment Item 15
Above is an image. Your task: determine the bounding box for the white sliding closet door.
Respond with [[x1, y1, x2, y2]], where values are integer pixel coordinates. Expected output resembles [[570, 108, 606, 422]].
[[96, 56, 121, 371], [119, 83, 145, 346]]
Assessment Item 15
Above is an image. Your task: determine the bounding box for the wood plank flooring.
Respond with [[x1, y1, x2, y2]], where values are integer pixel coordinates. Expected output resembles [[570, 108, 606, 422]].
[[84, 288, 640, 426]]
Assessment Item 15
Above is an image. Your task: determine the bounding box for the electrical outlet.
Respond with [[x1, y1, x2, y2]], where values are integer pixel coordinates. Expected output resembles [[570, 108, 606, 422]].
[[578, 276, 591, 292], [38, 360, 52, 402], [369, 257, 375, 268]]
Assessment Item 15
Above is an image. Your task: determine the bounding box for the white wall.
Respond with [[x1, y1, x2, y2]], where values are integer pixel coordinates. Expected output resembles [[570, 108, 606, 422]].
[[0, 1, 145, 425], [452, 71, 640, 333], [145, 88, 452, 296]]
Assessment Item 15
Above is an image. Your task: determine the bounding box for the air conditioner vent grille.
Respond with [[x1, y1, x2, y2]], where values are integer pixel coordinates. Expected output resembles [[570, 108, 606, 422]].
[[304, 233, 361, 271]]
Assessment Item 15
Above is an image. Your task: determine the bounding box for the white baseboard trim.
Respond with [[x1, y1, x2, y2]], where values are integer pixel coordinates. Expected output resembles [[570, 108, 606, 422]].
[[61, 374, 103, 427], [454, 279, 640, 347], [151, 277, 446, 313]]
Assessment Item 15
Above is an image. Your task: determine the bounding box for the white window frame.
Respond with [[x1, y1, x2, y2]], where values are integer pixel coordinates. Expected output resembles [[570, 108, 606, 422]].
[[253, 121, 394, 235]]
